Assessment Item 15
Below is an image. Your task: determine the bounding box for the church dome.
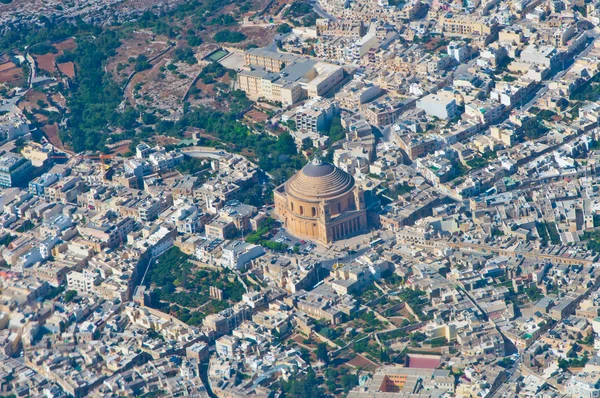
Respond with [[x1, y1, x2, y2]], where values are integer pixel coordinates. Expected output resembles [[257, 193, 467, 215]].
[[286, 158, 355, 201]]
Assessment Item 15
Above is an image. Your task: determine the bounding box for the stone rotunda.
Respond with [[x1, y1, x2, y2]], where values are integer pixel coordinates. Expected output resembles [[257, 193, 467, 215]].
[[273, 158, 368, 244]]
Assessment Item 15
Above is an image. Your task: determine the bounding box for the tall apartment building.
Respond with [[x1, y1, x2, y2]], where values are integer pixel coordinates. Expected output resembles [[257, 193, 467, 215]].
[[67, 270, 101, 295], [316, 19, 366, 38], [0, 152, 33, 188], [294, 97, 339, 132]]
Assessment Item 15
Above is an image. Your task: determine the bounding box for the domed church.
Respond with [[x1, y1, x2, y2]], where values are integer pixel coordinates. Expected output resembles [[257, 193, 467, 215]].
[[273, 158, 368, 245]]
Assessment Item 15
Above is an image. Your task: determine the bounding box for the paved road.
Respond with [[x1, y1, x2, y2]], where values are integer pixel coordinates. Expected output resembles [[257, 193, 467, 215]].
[[319, 245, 372, 269], [523, 30, 600, 111], [310, 0, 338, 21], [441, 240, 595, 266]]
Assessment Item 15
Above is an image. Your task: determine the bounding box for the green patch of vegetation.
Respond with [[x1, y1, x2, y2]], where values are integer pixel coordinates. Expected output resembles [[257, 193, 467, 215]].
[[0, 3, 255, 153], [284, 1, 312, 17], [146, 247, 245, 322], [547, 222, 561, 245], [199, 62, 228, 84], [466, 150, 497, 170], [245, 217, 288, 252], [176, 156, 212, 175], [57, 29, 123, 152], [491, 228, 505, 238], [525, 286, 544, 302], [187, 33, 203, 47], [558, 353, 589, 370], [382, 272, 404, 288], [410, 331, 427, 343], [494, 56, 513, 74], [582, 229, 600, 253], [301, 12, 318, 27], [173, 46, 197, 64], [182, 106, 306, 184], [385, 182, 415, 199], [280, 369, 323, 398], [536, 221, 550, 244], [398, 289, 431, 320], [315, 342, 329, 365], [324, 115, 345, 142], [323, 368, 358, 394], [497, 357, 514, 368], [537, 109, 557, 121], [213, 30, 247, 43], [352, 310, 387, 333], [522, 120, 549, 141], [379, 328, 408, 342], [424, 337, 448, 347], [209, 14, 237, 26], [354, 338, 390, 362], [30, 43, 58, 55], [134, 54, 152, 72], [64, 290, 77, 302], [277, 23, 293, 34], [571, 73, 600, 101]]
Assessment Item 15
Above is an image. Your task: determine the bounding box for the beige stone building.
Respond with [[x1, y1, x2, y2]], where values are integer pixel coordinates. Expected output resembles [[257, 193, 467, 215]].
[[238, 49, 344, 106], [273, 159, 367, 244], [440, 15, 498, 38]]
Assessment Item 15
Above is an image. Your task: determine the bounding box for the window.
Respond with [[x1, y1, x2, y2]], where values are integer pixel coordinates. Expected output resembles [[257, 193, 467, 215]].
[[291, 202, 294, 211], [312, 207, 317, 217], [299, 206, 304, 215], [337, 203, 342, 213]]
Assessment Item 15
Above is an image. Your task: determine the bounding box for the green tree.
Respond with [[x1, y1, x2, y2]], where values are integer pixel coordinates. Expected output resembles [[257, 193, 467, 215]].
[[301, 137, 313, 150], [277, 23, 292, 34], [341, 374, 359, 393], [316, 342, 329, 365], [213, 30, 247, 43], [325, 116, 345, 142], [64, 290, 77, 302], [277, 131, 297, 155], [282, 369, 323, 398], [134, 54, 152, 72]]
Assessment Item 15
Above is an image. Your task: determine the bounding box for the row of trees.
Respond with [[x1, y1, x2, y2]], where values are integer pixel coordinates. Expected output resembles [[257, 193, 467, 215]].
[[213, 30, 247, 43]]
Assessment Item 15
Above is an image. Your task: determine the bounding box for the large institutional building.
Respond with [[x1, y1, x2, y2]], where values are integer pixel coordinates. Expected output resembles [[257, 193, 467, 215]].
[[237, 48, 344, 106], [273, 158, 368, 244]]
